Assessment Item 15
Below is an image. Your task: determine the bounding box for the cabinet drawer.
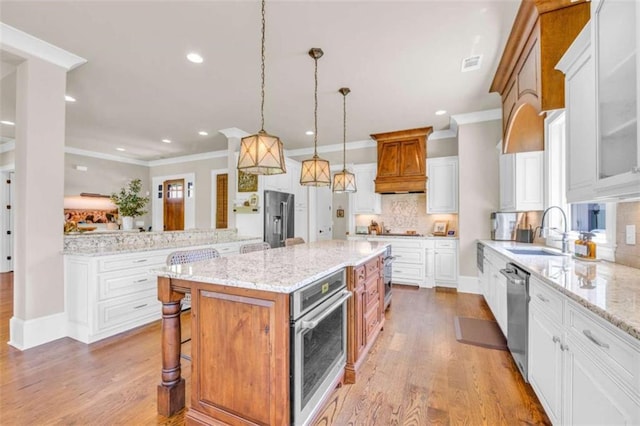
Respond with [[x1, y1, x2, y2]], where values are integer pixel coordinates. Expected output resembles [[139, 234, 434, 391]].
[[567, 301, 640, 395], [98, 271, 156, 301], [434, 239, 457, 249], [389, 240, 423, 250], [365, 277, 380, 312], [365, 304, 380, 339], [365, 257, 380, 279], [97, 292, 160, 331], [99, 252, 167, 273], [393, 249, 423, 264], [529, 278, 563, 323], [353, 265, 366, 287], [392, 263, 423, 279]]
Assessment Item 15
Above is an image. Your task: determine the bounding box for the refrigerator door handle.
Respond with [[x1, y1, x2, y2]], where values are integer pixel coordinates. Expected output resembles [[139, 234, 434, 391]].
[[281, 201, 288, 242]]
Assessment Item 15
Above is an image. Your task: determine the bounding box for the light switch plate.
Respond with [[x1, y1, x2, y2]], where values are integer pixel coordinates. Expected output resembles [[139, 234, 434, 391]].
[[626, 225, 636, 245]]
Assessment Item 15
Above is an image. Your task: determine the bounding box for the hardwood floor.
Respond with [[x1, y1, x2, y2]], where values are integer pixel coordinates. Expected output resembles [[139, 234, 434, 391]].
[[0, 274, 548, 425]]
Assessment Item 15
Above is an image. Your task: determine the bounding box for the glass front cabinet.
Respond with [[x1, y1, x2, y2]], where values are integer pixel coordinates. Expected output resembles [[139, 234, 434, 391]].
[[593, 0, 640, 197]]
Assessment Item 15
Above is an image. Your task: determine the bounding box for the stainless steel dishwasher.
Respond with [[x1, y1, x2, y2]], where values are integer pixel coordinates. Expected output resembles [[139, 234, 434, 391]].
[[500, 262, 530, 382]]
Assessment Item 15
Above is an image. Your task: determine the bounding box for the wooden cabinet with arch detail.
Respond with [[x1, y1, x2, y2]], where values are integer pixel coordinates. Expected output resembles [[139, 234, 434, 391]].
[[491, 0, 589, 154]]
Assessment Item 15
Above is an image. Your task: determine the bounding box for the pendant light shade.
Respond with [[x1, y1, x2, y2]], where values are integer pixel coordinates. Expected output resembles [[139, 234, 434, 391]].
[[332, 87, 357, 193], [237, 0, 286, 175], [300, 48, 331, 187]]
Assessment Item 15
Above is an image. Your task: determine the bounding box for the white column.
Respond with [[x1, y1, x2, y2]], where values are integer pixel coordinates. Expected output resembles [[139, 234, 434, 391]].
[[219, 128, 249, 231]]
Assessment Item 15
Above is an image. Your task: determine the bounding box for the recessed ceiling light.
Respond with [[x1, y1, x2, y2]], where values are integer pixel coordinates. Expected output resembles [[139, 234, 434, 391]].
[[0, 120, 15, 126], [186, 52, 204, 64], [116, 147, 126, 152], [435, 110, 447, 116], [162, 139, 172, 144], [305, 130, 314, 135], [65, 95, 76, 102], [198, 131, 209, 136]]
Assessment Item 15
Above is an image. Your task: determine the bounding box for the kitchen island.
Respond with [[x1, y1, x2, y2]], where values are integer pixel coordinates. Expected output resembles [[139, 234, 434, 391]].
[[153, 240, 389, 425]]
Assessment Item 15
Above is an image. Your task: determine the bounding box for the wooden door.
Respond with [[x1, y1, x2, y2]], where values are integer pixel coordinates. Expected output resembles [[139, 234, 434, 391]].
[[215, 174, 228, 229], [163, 179, 184, 231]]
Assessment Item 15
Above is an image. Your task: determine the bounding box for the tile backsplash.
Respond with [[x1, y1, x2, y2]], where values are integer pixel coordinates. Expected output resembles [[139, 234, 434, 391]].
[[616, 201, 640, 269], [355, 193, 458, 236]]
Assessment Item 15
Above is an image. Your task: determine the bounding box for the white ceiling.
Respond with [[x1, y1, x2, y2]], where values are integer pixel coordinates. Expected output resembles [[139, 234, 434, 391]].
[[0, 1, 518, 162]]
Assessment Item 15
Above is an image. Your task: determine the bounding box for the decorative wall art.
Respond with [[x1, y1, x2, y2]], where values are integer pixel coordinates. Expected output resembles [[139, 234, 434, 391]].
[[238, 170, 258, 192]]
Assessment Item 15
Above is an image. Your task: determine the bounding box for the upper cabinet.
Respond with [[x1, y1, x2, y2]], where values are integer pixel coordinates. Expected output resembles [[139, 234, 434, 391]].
[[427, 156, 458, 214], [592, 0, 640, 197], [371, 127, 432, 193], [500, 151, 544, 212], [490, 0, 589, 154], [353, 163, 381, 215]]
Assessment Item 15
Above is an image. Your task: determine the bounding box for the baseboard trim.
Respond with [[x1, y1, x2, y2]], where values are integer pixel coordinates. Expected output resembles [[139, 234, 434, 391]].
[[8, 312, 67, 350], [457, 275, 481, 294]]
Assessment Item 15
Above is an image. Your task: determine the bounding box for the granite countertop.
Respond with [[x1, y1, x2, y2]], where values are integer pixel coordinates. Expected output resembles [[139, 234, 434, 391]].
[[351, 234, 458, 240], [480, 240, 640, 341], [152, 240, 390, 294]]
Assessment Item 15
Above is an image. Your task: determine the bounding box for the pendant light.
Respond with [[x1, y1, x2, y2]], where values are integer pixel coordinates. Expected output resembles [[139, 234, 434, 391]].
[[237, 0, 286, 175], [332, 87, 357, 193], [300, 48, 331, 186]]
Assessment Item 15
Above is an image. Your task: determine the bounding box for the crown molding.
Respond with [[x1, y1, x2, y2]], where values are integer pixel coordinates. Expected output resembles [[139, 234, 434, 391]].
[[451, 108, 501, 125], [65, 146, 149, 166], [0, 140, 15, 153], [0, 163, 14, 172], [147, 150, 228, 167], [0, 23, 87, 71], [286, 139, 376, 158], [219, 127, 250, 140]]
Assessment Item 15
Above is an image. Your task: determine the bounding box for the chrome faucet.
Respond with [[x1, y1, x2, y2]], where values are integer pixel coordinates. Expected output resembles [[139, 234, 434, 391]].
[[539, 205, 570, 254]]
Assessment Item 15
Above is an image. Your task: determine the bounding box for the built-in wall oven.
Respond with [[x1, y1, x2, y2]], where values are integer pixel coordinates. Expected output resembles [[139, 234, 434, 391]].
[[290, 269, 351, 425]]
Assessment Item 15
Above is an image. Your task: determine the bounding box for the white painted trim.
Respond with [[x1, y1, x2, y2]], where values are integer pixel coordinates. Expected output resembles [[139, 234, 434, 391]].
[[0, 140, 15, 153], [0, 23, 87, 71], [0, 163, 15, 172], [286, 139, 376, 158], [65, 146, 149, 166], [219, 127, 250, 139], [151, 173, 196, 232], [8, 312, 67, 350], [429, 129, 457, 140], [451, 108, 501, 125], [0, 170, 13, 272], [457, 275, 482, 294], [210, 168, 229, 229], [147, 150, 228, 167]]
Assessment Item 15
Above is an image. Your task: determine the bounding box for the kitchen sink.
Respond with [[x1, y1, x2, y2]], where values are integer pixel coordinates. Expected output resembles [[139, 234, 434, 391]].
[[505, 248, 566, 257]]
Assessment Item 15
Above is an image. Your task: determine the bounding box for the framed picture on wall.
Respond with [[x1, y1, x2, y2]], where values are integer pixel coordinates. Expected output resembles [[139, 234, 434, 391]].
[[238, 171, 258, 192], [433, 221, 448, 236]]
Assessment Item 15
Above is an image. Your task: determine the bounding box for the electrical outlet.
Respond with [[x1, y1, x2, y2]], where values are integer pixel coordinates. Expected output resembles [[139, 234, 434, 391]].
[[626, 225, 636, 245]]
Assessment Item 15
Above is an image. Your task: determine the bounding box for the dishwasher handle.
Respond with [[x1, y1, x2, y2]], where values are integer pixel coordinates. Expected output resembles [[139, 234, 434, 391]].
[[500, 268, 526, 286]]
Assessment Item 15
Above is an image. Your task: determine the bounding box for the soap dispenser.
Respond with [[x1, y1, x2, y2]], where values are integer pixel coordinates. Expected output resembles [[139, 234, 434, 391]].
[[574, 233, 587, 258], [584, 232, 597, 259]]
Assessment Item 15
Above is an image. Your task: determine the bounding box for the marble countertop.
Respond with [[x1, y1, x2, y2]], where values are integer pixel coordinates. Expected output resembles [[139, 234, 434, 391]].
[[480, 240, 640, 341], [350, 234, 458, 240], [152, 240, 390, 294]]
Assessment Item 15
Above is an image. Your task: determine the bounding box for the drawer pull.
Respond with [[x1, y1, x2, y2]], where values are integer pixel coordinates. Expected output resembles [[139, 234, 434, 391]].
[[134, 278, 149, 283], [536, 293, 550, 303], [552, 335, 561, 344], [133, 259, 148, 263], [133, 303, 148, 310], [583, 329, 610, 349]]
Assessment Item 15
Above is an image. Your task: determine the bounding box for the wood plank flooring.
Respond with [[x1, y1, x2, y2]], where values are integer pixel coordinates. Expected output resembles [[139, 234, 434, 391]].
[[0, 274, 549, 425]]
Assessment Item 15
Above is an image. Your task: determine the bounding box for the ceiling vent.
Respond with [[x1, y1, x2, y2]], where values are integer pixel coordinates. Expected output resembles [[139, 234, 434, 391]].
[[461, 55, 482, 72]]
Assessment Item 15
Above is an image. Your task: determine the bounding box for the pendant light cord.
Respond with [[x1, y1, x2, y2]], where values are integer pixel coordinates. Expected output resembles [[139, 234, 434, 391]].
[[342, 92, 347, 169], [260, 0, 266, 132], [313, 56, 319, 156]]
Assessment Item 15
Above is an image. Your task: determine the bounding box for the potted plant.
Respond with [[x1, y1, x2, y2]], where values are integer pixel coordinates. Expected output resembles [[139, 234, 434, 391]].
[[110, 178, 149, 230]]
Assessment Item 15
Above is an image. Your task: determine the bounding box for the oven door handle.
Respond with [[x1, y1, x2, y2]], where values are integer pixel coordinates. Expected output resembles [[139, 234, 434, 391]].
[[300, 291, 352, 331]]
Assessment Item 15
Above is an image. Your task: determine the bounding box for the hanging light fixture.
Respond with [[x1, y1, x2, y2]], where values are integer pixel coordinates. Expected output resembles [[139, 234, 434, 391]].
[[237, 0, 286, 175], [332, 87, 357, 193], [300, 48, 331, 186]]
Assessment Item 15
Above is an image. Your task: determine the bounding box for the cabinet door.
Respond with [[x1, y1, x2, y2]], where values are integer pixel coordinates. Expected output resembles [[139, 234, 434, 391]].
[[499, 153, 516, 211], [427, 157, 458, 214], [353, 164, 381, 214], [593, 0, 640, 197], [515, 151, 544, 211], [355, 285, 366, 358], [528, 306, 563, 425], [494, 266, 508, 335], [564, 336, 640, 425], [434, 249, 457, 283]]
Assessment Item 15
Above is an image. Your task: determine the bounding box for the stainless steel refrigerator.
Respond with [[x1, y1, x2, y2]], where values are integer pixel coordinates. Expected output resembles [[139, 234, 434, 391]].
[[264, 190, 295, 248]]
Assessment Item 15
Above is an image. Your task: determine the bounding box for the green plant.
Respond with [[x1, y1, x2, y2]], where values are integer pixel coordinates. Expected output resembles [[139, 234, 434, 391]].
[[110, 179, 149, 217]]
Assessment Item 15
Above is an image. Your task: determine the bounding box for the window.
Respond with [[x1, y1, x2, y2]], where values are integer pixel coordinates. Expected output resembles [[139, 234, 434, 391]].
[[544, 111, 616, 259]]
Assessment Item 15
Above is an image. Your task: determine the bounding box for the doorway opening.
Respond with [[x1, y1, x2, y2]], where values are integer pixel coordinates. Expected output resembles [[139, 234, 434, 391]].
[[163, 179, 185, 231]]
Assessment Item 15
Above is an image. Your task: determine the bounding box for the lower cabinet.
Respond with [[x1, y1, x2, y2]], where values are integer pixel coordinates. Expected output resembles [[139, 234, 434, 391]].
[[528, 276, 640, 425], [433, 239, 458, 286], [346, 254, 384, 384], [482, 248, 508, 335]]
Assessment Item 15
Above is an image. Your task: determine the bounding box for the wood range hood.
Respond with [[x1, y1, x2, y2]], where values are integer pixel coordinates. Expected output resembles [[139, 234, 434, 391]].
[[371, 127, 433, 194]]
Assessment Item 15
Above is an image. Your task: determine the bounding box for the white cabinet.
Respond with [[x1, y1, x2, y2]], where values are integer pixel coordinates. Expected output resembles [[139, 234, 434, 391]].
[[387, 238, 424, 287], [557, 23, 597, 203], [527, 276, 640, 425], [262, 161, 293, 193], [433, 239, 458, 287], [499, 151, 544, 212], [592, 0, 640, 198], [427, 156, 458, 214], [483, 248, 508, 335], [352, 163, 381, 214], [425, 240, 435, 286]]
